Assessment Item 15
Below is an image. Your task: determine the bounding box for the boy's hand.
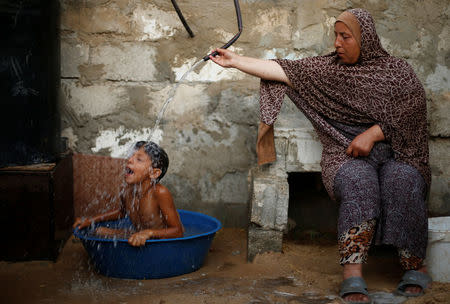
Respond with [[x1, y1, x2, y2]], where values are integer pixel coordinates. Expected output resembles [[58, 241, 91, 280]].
[[73, 217, 93, 229], [128, 231, 153, 247]]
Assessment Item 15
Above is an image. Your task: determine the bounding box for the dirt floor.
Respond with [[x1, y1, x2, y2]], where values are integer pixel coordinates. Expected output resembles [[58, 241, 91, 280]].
[[1, 228, 449, 304]]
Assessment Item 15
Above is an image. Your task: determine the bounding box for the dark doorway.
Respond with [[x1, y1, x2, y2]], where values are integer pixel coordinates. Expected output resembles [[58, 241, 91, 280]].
[[287, 172, 338, 240]]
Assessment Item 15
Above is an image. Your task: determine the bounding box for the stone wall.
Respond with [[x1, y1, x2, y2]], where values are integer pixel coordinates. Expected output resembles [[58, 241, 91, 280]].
[[60, 0, 450, 226]]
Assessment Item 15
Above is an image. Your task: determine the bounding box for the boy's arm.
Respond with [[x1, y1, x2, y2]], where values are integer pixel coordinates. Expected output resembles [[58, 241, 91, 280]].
[[73, 208, 123, 229], [128, 187, 183, 246], [73, 190, 127, 229]]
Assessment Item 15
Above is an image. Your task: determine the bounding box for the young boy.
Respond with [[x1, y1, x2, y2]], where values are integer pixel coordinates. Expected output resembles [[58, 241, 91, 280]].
[[73, 141, 183, 246]]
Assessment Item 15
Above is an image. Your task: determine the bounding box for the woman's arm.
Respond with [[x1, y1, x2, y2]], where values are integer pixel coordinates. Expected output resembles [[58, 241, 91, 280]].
[[209, 48, 292, 87], [346, 124, 385, 157]]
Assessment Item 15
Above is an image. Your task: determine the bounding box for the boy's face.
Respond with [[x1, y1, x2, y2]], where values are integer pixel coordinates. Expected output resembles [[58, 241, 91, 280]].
[[125, 147, 161, 184]]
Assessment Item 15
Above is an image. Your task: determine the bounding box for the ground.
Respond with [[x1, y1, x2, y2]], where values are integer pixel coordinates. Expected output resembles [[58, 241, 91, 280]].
[[1, 229, 449, 304]]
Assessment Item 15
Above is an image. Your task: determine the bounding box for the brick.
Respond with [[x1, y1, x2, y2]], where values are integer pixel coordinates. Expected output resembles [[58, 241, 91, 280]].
[[90, 43, 159, 81], [62, 80, 128, 117], [247, 227, 283, 261], [250, 176, 289, 230], [61, 39, 89, 78]]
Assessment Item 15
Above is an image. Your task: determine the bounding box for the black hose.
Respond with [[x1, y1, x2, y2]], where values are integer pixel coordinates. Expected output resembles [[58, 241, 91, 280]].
[[170, 0, 195, 38], [203, 0, 243, 61]]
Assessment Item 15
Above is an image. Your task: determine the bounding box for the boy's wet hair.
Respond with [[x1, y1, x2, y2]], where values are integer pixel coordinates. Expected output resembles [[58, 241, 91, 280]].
[[134, 141, 169, 183]]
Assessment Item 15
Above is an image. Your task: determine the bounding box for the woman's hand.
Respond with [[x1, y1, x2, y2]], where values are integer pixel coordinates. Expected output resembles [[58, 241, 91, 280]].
[[346, 124, 385, 157], [128, 230, 153, 247], [73, 217, 93, 229], [209, 48, 238, 68], [208, 48, 292, 86]]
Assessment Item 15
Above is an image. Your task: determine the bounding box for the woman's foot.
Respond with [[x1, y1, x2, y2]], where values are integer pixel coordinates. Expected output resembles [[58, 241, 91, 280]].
[[341, 263, 371, 303], [402, 266, 429, 296]]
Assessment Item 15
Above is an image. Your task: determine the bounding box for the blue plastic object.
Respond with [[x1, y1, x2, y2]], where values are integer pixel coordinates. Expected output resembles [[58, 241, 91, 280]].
[[73, 209, 222, 279]]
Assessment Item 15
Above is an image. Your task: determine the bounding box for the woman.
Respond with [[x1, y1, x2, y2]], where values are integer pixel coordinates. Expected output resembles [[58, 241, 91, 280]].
[[210, 8, 431, 304]]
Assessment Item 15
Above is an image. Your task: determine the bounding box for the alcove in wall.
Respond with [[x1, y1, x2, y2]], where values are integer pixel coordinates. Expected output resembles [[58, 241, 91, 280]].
[[286, 172, 338, 240]]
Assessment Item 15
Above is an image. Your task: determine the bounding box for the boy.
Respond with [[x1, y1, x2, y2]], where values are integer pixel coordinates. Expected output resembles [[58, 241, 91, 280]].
[[73, 141, 183, 246]]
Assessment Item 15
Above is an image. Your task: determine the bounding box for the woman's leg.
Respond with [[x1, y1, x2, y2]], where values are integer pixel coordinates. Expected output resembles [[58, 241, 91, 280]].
[[334, 159, 380, 302], [379, 160, 428, 294], [335, 159, 380, 238], [339, 219, 377, 265], [379, 160, 428, 258], [398, 248, 425, 271], [396, 248, 428, 295]]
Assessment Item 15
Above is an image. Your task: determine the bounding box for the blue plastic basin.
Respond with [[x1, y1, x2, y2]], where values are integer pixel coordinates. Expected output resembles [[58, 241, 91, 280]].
[[73, 209, 222, 279]]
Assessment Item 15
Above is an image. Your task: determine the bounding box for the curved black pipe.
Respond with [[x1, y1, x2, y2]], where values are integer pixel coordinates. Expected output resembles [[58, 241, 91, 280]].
[[203, 0, 243, 61], [170, 0, 195, 38]]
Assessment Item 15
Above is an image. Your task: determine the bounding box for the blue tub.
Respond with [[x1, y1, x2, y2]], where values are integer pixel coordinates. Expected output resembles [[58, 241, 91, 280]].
[[73, 209, 222, 279]]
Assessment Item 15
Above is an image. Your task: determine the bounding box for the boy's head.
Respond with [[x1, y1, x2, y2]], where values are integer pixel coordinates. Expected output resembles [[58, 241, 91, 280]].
[[125, 141, 169, 184]]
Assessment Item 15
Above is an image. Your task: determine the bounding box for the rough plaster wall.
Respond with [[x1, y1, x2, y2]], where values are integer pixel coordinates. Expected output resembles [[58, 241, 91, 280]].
[[60, 0, 450, 223]]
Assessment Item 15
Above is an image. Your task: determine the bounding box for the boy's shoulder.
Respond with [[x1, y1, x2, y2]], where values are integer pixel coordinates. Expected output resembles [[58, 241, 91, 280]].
[[153, 183, 172, 197], [150, 183, 174, 208]]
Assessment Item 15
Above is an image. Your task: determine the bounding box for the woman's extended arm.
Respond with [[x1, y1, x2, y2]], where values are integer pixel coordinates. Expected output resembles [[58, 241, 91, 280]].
[[209, 48, 292, 87]]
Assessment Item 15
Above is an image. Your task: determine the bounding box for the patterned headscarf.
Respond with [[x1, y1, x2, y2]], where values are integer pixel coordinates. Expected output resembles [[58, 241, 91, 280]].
[[335, 10, 361, 47], [258, 8, 430, 198]]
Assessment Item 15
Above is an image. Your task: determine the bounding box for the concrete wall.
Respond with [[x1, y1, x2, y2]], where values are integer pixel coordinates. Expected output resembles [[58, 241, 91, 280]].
[[60, 0, 450, 226]]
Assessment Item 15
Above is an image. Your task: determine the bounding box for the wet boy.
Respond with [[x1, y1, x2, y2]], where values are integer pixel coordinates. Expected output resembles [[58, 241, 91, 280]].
[[73, 141, 183, 246]]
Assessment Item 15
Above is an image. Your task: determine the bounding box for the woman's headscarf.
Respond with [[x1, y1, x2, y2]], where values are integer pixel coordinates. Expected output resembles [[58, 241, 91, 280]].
[[258, 8, 430, 198]]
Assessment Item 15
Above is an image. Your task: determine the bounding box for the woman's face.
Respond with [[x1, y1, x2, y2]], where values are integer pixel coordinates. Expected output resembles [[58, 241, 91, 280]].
[[334, 21, 360, 64]]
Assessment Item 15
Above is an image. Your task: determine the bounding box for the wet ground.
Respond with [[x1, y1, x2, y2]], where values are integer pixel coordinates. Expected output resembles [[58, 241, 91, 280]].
[[1, 229, 449, 303]]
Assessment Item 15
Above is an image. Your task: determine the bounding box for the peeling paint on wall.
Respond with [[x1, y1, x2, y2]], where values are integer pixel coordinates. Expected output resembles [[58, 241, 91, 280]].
[[92, 126, 163, 158], [133, 5, 182, 41]]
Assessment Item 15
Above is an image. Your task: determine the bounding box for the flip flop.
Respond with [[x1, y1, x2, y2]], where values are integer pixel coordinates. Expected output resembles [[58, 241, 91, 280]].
[[339, 276, 373, 304], [396, 270, 432, 297]]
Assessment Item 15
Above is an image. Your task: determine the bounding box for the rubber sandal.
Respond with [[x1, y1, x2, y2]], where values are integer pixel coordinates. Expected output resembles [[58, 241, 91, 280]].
[[339, 277, 373, 304], [396, 270, 432, 297]]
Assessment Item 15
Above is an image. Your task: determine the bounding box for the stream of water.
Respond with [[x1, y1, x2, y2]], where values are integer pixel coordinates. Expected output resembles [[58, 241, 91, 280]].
[[148, 59, 205, 142]]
